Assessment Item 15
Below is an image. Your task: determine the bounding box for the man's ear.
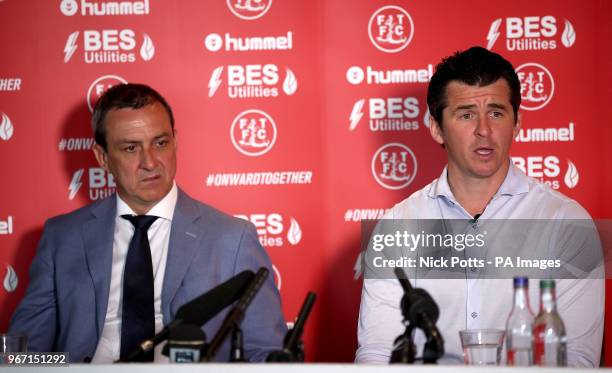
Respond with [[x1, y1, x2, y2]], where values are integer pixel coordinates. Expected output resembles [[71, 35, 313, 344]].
[[513, 111, 522, 138], [92, 143, 110, 172], [429, 116, 445, 145]]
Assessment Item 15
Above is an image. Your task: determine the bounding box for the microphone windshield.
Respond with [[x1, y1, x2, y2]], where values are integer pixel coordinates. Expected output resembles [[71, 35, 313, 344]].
[[176, 270, 255, 326]]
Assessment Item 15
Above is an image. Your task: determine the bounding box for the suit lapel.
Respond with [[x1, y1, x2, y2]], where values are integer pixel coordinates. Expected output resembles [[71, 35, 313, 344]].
[[161, 190, 204, 322], [82, 196, 116, 337]]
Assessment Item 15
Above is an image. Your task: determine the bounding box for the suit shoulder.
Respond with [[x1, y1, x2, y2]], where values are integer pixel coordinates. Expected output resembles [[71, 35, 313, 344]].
[[184, 194, 251, 234], [44, 198, 108, 231]]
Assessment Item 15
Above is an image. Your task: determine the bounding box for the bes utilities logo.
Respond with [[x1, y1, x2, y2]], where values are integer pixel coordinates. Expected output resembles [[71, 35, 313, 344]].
[[208, 64, 297, 99], [235, 213, 302, 248], [486, 16, 576, 51], [69, 168, 116, 201], [368, 5, 414, 53], [63, 30, 155, 64], [512, 156, 579, 190], [230, 109, 277, 157], [349, 97, 420, 132], [371, 143, 417, 190], [0, 112, 14, 141], [516, 63, 554, 111], [87, 75, 128, 112], [227, 0, 272, 20], [60, 0, 150, 16]]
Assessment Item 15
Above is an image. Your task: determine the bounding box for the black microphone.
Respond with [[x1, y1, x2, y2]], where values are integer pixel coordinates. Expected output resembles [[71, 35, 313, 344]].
[[203, 267, 269, 361], [393, 268, 444, 364], [119, 270, 255, 362], [267, 292, 316, 362], [177, 270, 255, 324], [166, 324, 206, 363], [395, 268, 439, 329]]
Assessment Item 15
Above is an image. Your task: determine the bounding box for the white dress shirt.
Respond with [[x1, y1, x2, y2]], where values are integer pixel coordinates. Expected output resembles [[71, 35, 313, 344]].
[[92, 183, 178, 363], [356, 164, 604, 367]]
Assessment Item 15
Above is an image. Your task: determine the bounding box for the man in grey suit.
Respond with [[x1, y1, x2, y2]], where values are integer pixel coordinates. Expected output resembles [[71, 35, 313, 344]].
[[9, 83, 286, 363]]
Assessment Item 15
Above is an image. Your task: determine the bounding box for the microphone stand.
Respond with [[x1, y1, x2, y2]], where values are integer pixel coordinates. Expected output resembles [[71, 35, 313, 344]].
[[230, 323, 245, 362], [202, 267, 269, 362], [390, 324, 416, 364], [267, 292, 316, 362], [117, 269, 254, 363], [421, 317, 444, 363]]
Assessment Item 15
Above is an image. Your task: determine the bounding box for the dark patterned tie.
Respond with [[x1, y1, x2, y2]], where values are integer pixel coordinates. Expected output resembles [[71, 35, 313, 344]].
[[119, 214, 158, 362]]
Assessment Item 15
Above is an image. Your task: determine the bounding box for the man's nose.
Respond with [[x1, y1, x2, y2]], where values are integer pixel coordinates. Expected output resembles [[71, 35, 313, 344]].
[[140, 147, 157, 170], [475, 115, 492, 137]]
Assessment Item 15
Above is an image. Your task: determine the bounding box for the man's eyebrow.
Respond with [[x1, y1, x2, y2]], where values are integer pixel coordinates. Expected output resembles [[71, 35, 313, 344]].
[[452, 103, 510, 112], [153, 132, 172, 140], [487, 102, 510, 110], [453, 104, 477, 111]]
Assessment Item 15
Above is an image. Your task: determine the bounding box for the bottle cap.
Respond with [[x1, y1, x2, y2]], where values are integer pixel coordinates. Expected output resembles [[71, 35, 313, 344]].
[[513, 277, 528, 287], [540, 279, 556, 289]]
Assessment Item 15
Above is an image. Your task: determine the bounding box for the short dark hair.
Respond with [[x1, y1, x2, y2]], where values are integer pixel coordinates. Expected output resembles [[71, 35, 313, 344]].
[[92, 83, 175, 150], [427, 46, 521, 127]]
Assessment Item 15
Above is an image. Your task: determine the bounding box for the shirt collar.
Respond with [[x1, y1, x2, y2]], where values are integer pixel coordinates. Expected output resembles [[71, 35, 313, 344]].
[[427, 161, 530, 202], [116, 181, 178, 221]]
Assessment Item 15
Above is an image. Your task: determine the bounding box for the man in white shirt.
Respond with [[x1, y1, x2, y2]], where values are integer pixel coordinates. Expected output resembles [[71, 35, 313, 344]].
[[10, 83, 286, 363], [356, 46, 603, 367]]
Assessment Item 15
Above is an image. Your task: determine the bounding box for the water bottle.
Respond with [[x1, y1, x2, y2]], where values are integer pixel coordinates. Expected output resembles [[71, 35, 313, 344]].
[[533, 279, 567, 366], [506, 277, 534, 366]]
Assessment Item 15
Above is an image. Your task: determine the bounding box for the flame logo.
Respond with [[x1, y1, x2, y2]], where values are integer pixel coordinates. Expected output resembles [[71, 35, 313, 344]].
[[286, 217, 302, 245], [140, 33, 155, 61], [561, 19, 576, 48], [3, 265, 18, 292], [564, 160, 579, 189], [272, 264, 282, 290], [0, 113, 14, 141], [282, 68, 298, 95]]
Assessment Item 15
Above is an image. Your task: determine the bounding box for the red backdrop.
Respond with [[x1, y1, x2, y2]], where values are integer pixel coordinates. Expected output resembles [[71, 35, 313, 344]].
[[0, 0, 611, 363]]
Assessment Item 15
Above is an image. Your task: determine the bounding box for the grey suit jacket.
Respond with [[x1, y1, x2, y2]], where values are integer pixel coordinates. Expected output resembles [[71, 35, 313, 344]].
[[9, 189, 286, 362]]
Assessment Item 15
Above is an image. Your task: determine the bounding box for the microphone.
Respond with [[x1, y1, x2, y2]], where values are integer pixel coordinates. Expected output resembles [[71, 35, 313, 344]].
[[395, 268, 440, 329], [166, 324, 206, 363], [267, 292, 316, 362], [202, 267, 269, 361], [392, 268, 444, 364], [119, 270, 255, 362], [176, 270, 255, 324]]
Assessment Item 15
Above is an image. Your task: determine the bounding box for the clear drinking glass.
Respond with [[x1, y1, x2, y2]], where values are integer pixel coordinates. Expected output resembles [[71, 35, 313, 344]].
[[459, 329, 505, 365]]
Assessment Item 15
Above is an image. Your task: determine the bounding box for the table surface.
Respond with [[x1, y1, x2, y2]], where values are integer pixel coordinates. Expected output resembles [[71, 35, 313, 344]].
[[0, 363, 607, 372]]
